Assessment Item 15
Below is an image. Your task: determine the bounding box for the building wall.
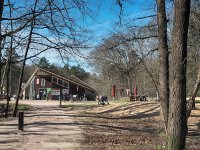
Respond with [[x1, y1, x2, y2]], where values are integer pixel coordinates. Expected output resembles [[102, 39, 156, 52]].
[[69, 83, 84, 96], [34, 76, 52, 100], [25, 73, 95, 100]]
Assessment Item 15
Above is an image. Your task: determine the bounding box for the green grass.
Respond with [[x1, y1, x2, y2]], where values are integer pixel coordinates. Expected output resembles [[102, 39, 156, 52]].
[[60, 101, 96, 106], [59, 99, 131, 109], [0, 103, 34, 118], [0, 103, 34, 111], [59, 101, 97, 110], [156, 145, 166, 150], [110, 99, 130, 104], [17, 104, 34, 111]]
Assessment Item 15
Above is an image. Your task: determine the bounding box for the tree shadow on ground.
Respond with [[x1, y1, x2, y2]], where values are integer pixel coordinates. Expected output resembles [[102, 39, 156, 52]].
[[188, 122, 200, 136], [97, 102, 159, 115], [22, 121, 158, 135]]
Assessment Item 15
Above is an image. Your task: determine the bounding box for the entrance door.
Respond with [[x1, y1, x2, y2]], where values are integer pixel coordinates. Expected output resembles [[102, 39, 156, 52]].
[[39, 89, 47, 100]]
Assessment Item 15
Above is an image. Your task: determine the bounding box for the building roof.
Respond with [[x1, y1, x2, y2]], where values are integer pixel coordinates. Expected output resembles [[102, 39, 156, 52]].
[[22, 67, 95, 92]]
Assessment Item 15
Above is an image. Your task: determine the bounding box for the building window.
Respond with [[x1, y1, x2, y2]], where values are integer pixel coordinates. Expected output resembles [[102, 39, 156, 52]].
[[52, 76, 57, 83], [63, 81, 69, 88], [41, 78, 45, 86], [58, 79, 63, 85]]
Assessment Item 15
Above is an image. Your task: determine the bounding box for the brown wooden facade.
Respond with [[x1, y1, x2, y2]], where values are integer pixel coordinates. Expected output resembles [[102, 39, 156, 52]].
[[22, 67, 95, 100]]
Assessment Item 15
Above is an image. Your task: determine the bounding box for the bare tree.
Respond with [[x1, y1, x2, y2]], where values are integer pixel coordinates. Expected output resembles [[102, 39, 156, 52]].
[[0, 0, 94, 119], [12, 0, 38, 117], [5, 0, 14, 118], [156, 0, 169, 133], [167, 0, 191, 149], [187, 69, 200, 119], [0, 0, 4, 100]]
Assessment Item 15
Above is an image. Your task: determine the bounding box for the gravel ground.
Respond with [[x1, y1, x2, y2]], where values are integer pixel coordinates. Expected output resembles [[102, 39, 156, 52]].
[[0, 99, 199, 150]]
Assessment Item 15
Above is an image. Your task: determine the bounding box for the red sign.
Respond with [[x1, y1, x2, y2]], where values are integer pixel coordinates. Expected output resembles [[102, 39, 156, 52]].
[[134, 85, 137, 97], [112, 85, 115, 97], [36, 78, 39, 84]]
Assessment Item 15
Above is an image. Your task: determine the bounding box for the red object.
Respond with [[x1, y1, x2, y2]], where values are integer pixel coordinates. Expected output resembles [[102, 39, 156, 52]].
[[112, 85, 115, 97], [134, 85, 137, 97], [36, 78, 39, 84]]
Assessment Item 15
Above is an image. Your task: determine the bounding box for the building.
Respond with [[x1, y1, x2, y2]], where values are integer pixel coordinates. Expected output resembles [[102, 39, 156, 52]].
[[22, 67, 95, 100]]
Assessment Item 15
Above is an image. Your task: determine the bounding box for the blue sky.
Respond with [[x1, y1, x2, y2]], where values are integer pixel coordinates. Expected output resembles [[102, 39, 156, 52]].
[[26, 0, 156, 72], [85, 0, 156, 44]]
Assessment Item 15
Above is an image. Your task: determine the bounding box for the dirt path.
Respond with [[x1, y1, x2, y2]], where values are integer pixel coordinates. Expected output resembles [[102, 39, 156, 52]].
[[1, 100, 199, 150], [0, 101, 83, 150]]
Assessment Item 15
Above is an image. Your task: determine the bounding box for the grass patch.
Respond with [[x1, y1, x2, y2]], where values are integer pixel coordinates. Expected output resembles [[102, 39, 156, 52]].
[[156, 145, 165, 150], [1, 103, 35, 119], [60, 101, 97, 108], [110, 99, 130, 104], [59, 99, 130, 109], [17, 104, 34, 111], [0, 103, 34, 114], [59, 102, 98, 111]]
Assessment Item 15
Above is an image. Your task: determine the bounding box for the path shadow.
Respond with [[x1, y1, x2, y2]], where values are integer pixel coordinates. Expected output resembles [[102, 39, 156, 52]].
[[97, 102, 159, 115]]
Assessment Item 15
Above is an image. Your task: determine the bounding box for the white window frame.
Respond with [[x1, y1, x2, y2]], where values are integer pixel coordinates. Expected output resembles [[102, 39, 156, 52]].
[[57, 79, 63, 85], [51, 76, 69, 88], [41, 78, 45, 86]]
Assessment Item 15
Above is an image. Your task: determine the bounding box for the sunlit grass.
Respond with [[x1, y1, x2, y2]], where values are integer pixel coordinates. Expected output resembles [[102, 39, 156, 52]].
[[59, 101, 97, 108], [109, 99, 130, 104], [17, 104, 34, 111], [0, 103, 34, 111], [60, 99, 130, 108]]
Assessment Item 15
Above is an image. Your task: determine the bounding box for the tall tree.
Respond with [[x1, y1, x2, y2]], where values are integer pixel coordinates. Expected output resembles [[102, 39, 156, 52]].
[[38, 57, 50, 69], [0, 0, 4, 99], [167, 0, 191, 149], [13, 0, 37, 117], [156, 0, 169, 132], [5, 0, 14, 118], [70, 65, 89, 81]]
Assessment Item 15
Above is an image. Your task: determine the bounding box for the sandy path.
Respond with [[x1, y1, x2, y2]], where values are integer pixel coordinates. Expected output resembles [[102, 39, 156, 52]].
[[0, 100, 83, 150]]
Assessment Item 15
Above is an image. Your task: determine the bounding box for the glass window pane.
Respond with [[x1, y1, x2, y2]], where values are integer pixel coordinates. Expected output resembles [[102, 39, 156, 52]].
[[52, 77, 57, 83], [58, 79, 62, 85]]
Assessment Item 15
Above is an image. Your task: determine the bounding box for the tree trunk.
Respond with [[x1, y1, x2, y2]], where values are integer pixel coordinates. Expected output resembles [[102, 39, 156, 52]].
[[187, 69, 200, 119], [5, 49, 11, 118], [0, 0, 4, 99], [5, 0, 13, 118], [13, 1, 37, 117], [167, 0, 191, 149], [0, 63, 7, 96], [156, 0, 169, 132]]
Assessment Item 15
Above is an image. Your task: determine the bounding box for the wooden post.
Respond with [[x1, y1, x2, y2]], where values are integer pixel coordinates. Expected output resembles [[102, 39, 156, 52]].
[[18, 112, 24, 131], [59, 96, 62, 106]]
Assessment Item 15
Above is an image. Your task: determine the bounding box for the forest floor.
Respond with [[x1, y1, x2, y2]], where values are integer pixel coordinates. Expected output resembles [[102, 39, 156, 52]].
[[0, 99, 199, 150]]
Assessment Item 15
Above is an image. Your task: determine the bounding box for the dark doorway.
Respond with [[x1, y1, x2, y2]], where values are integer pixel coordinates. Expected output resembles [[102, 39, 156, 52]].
[[39, 89, 47, 100]]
